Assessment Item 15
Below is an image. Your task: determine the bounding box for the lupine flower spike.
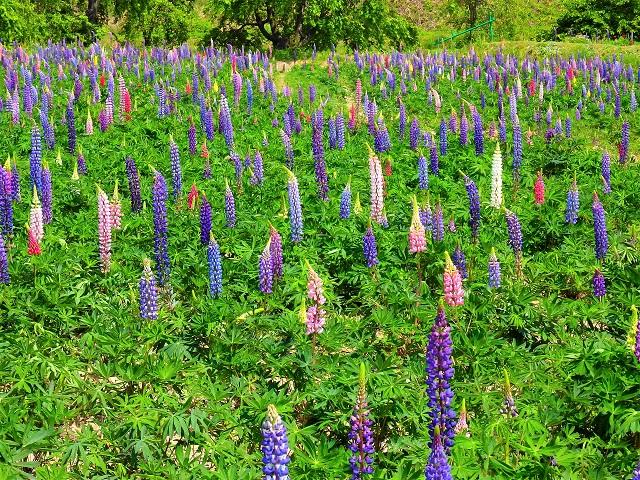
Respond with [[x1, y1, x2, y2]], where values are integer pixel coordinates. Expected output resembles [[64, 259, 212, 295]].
[[139, 258, 158, 320], [259, 239, 273, 294], [426, 301, 456, 449], [349, 363, 375, 479], [0, 232, 9, 284], [208, 234, 223, 297], [97, 186, 112, 273], [488, 248, 501, 289], [306, 262, 326, 335], [454, 399, 470, 437], [593, 268, 606, 299], [490, 143, 503, 208], [565, 174, 579, 224], [261, 405, 291, 480], [111, 181, 122, 230], [187, 183, 199, 210], [269, 224, 283, 280], [500, 370, 518, 417], [592, 192, 608, 261], [29, 186, 44, 243], [534, 170, 545, 205], [409, 195, 427, 254], [461, 172, 480, 242], [26, 224, 41, 256], [340, 178, 352, 219], [443, 252, 464, 307], [425, 427, 453, 480], [285, 167, 303, 242], [363, 222, 379, 268], [505, 209, 523, 279]]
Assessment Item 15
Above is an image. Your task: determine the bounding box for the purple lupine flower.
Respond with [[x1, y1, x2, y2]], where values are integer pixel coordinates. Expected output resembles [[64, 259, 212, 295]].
[[410, 117, 420, 150], [630, 459, 640, 480], [169, 137, 182, 199], [426, 303, 456, 450], [29, 124, 43, 193], [363, 226, 379, 268], [152, 170, 170, 286], [281, 129, 294, 169], [593, 268, 606, 299], [565, 177, 579, 224], [312, 110, 329, 201], [251, 151, 264, 185], [269, 225, 283, 279], [286, 168, 303, 242], [208, 236, 223, 297], [125, 156, 142, 213], [219, 94, 234, 148], [418, 155, 429, 190], [0, 232, 9, 284], [601, 151, 611, 194], [565, 117, 572, 138], [592, 192, 608, 261], [340, 180, 351, 219], [336, 112, 346, 150], [200, 194, 212, 245], [188, 118, 197, 155], [448, 217, 456, 232], [634, 306, 640, 363], [259, 240, 273, 294], [41, 164, 52, 225], [462, 174, 480, 241], [421, 202, 432, 232], [620, 120, 630, 164], [472, 107, 484, 155], [261, 405, 291, 479], [425, 429, 452, 480], [349, 364, 375, 479], [0, 168, 13, 238], [505, 209, 523, 278], [501, 370, 519, 417], [428, 144, 439, 176], [432, 202, 444, 242], [488, 248, 501, 288], [40, 108, 55, 150], [399, 101, 407, 140], [224, 180, 236, 228], [512, 120, 523, 182], [459, 112, 468, 146], [328, 117, 337, 149], [66, 99, 77, 154], [77, 152, 87, 175], [499, 116, 507, 143], [452, 245, 468, 279], [439, 118, 448, 156], [98, 109, 108, 132], [139, 259, 158, 319], [614, 90, 621, 118]]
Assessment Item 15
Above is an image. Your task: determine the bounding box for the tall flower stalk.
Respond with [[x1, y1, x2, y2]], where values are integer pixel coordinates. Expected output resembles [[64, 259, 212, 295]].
[[285, 168, 303, 242], [348, 363, 375, 479], [139, 258, 158, 319], [260, 405, 291, 480], [152, 170, 170, 286], [97, 186, 112, 273]]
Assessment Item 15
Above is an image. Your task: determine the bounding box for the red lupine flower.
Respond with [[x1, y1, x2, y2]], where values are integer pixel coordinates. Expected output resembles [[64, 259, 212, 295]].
[[27, 226, 41, 256], [187, 183, 199, 210], [534, 170, 545, 205]]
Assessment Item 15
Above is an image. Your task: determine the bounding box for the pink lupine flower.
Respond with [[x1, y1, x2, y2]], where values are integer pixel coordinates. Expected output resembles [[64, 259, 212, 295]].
[[306, 262, 326, 335], [443, 251, 464, 306], [408, 195, 426, 254], [97, 186, 112, 273], [368, 146, 384, 225], [534, 170, 545, 205], [187, 183, 199, 210], [110, 180, 122, 230], [29, 186, 44, 243], [26, 225, 41, 256], [86, 108, 94, 135]]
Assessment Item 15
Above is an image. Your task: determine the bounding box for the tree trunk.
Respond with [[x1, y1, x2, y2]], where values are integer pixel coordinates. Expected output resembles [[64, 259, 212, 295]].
[[87, 0, 99, 23]]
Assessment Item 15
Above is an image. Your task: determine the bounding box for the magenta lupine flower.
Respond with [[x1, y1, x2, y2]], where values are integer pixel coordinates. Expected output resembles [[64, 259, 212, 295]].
[[409, 196, 427, 254], [259, 239, 273, 294], [363, 225, 379, 268], [306, 263, 326, 335], [426, 301, 456, 449], [349, 364, 375, 479], [269, 224, 283, 280], [139, 258, 158, 320], [632, 305, 640, 363], [593, 268, 606, 299], [286, 168, 303, 242], [443, 252, 464, 306], [368, 149, 384, 225], [97, 186, 112, 273], [592, 192, 608, 261], [224, 180, 237, 228], [29, 186, 44, 243], [534, 170, 545, 205]]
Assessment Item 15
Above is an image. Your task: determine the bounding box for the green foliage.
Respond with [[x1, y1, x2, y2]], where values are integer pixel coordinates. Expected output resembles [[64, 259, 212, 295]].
[[554, 0, 640, 38], [203, 0, 417, 50]]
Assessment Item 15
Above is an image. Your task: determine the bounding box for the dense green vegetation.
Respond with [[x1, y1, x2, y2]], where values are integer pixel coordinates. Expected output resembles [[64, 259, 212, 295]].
[[0, 39, 640, 479]]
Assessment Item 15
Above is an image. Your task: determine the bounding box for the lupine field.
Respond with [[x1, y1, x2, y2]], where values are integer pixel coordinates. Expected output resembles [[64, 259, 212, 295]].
[[0, 42, 640, 480]]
